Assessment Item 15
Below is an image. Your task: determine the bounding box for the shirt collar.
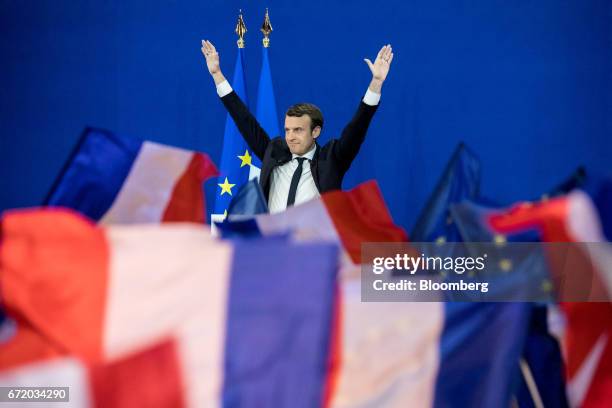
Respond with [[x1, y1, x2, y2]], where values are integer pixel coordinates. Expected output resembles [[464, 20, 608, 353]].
[[292, 143, 317, 161]]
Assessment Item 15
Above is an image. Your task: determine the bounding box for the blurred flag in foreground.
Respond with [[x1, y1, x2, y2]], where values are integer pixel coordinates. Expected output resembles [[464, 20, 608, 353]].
[[326, 279, 531, 407], [45, 127, 217, 224], [0, 209, 338, 407], [226, 179, 269, 219], [216, 180, 408, 264], [486, 189, 612, 408], [451, 200, 568, 407], [0, 335, 185, 407]]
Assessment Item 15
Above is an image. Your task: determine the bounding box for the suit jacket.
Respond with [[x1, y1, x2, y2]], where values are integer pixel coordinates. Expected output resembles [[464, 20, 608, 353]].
[[220, 91, 379, 202]]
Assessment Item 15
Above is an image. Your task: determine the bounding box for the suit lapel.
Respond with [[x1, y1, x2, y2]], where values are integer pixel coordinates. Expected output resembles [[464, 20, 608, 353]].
[[310, 143, 321, 192]]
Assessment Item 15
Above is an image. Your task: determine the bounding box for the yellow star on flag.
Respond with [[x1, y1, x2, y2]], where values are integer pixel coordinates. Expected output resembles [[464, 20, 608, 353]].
[[237, 150, 252, 167], [223, 209, 228, 220], [218, 177, 236, 196]]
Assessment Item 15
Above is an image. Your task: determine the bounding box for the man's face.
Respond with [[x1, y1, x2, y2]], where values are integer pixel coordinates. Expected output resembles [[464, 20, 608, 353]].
[[284, 115, 320, 155]]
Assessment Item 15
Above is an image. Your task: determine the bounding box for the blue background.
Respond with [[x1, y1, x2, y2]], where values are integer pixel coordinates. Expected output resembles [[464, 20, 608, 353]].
[[1, 0, 610, 230]]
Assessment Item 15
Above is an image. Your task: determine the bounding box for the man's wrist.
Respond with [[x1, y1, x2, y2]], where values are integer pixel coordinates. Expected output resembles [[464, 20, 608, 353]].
[[368, 78, 384, 94], [212, 71, 226, 86]]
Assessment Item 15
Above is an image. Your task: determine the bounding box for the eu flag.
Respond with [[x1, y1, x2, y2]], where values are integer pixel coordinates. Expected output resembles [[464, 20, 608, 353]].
[[213, 48, 251, 216], [411, 142, 481, 242], [255, 46, 280, 144]]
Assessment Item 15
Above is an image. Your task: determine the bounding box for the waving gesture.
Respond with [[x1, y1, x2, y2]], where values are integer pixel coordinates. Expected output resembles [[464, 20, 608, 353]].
[[364, 44, 394, 84], [201, 40, 221, 74]]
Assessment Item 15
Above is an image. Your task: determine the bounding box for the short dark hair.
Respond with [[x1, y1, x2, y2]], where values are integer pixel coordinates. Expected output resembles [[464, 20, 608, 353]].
[[286, 103, 324, 131]]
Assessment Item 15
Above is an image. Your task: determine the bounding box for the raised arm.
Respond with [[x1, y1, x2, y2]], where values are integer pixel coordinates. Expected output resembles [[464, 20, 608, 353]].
[[201, 40, 270, 160], [334, 44, 394, 168]]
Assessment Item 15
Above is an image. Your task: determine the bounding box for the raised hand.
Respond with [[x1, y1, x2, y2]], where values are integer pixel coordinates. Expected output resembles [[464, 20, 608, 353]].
[[364, 44, 394, 83], [201, 40, 220, 75]]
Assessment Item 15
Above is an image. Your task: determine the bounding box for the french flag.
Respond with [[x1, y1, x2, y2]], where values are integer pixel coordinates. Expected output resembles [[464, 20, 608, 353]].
[[0, 332, 187, 406], [488, 190, 612, 407], [326, 278, 532, 407], [0, 209, 338, 407], [45, 128, 218, 224], [217, 181, 408, 264], [217, 181, 532, 406]]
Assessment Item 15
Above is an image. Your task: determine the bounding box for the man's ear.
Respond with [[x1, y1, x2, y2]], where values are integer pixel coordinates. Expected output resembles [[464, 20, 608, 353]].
[[312, 126, 321, 139]]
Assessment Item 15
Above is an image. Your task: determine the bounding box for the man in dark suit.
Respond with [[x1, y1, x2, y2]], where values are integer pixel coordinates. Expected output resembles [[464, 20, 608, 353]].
[[201, 40, 394, 213]]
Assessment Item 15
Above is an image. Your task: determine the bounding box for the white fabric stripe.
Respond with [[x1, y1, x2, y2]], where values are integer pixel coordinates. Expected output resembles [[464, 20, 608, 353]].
[[566, 190, 612, 296], [256, 198, 353, 267], [210, 213, 226, 237], [100, 141, 193, 224], [330, 278, 443, 407], [263, 198, 356, 269], [256, 198, 340, 242], [567, 190, 606, 242], [0, 358, 92, 407], [567, 333, 608, 407], [103, 225, 232, 407], [546, 305, 566, 350], [248, 165, 261, 181]]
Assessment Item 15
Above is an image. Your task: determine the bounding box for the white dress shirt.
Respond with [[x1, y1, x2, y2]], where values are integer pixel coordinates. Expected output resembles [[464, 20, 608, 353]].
[[216, 80, 380, 212], [268, 145, 319, 213]]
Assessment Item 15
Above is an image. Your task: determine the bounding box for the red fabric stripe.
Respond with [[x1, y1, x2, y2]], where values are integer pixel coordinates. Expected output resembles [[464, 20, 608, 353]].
[[0, 319, 64, 370], [322, 284, 342, 408], [0, 209, 108, 362], [487, 197, 572, 241], [322, 181, 408, 263], [162, 152, 218, 223], [563, 303, 606, 377], [89, 339, 185, 408], [580, 315, 612, 408]]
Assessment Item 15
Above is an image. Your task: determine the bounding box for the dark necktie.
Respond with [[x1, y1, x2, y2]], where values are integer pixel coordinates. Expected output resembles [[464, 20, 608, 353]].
[[286, 157, 307, 207]]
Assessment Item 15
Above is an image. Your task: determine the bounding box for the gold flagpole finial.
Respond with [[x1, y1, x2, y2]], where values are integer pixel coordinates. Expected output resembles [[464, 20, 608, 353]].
[[235, 10, 247, 48], [261, 8, 273, 48]]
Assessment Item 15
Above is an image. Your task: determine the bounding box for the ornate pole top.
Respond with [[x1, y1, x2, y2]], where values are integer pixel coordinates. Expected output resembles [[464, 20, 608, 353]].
[[261, 8, 273, 48], [235, 10, 247, 48]]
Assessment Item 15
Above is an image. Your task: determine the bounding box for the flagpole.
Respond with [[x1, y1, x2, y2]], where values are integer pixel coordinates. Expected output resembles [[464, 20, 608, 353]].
[[211, 10, 250, 232], [235, 9, 247, 48], [261, 8, 272, 48], [519, 358, 545, 408], [254, 7, 280, 141]]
